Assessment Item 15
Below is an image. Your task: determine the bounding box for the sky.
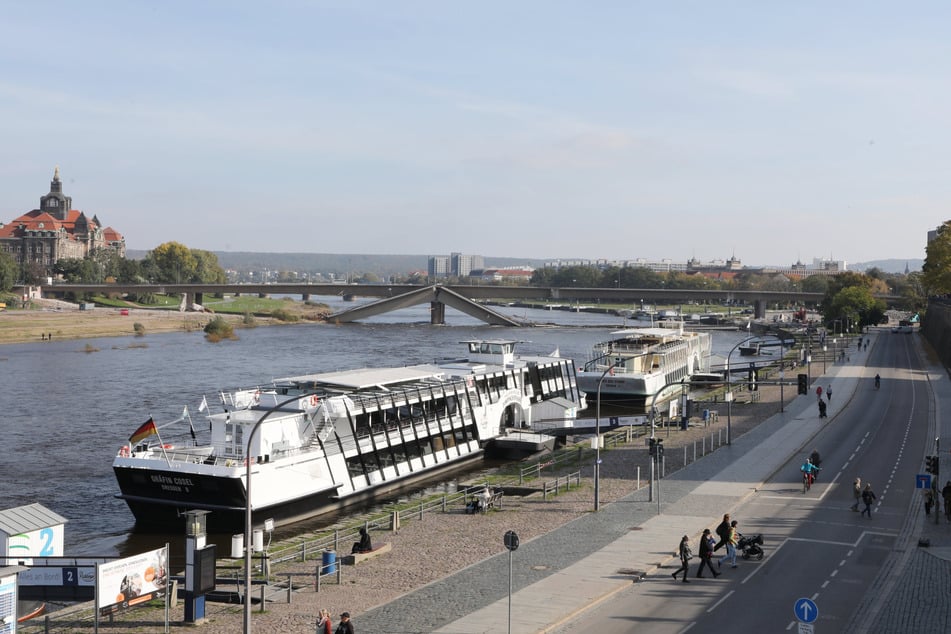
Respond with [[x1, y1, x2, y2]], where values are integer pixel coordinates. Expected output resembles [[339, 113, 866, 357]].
[[1, 2, 948, 267]]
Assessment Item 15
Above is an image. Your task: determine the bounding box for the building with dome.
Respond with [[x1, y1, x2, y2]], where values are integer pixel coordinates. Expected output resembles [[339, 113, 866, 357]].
[[0, 167, 125, 275]]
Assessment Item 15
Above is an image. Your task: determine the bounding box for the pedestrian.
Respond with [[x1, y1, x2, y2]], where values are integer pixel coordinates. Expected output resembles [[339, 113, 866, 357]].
[[851, 477, 862, 511], [923, 488, 934, 516], [316, 608, 333, 634], [942, 481, 951, 522], [815, 385, 823, 401], [713, 513, 731, 552], [695, 528, 720, 578], [861, 483, 877, 518], [718, 520, 739, 569], [817, 398, 827, 418], [671, 535, 692, 582], [865, 342, 868, 351], [826, 385, 832, 401], [335, 611, 354, 634], [351, 527, 372, 554]]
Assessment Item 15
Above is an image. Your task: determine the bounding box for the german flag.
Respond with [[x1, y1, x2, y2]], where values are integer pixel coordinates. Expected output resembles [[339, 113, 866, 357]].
[[129, 418, 158, 444]]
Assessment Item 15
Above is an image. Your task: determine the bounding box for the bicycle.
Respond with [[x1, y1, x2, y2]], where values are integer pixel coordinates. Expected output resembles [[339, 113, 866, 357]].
[[802, 471, 815, 494]]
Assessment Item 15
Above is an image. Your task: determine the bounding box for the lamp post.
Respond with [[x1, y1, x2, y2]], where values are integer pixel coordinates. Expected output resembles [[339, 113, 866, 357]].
[[595, 360, 624, 511], [725, 336, 755, 446], [243, 393, 317, 633]]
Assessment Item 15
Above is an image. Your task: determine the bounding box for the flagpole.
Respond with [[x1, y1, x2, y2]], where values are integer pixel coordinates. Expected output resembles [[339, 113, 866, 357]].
[[154, 425, 172, 467]]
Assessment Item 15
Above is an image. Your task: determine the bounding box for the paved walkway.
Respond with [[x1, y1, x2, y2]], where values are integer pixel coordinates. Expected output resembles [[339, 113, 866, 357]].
[[352, 331, 951, 633]]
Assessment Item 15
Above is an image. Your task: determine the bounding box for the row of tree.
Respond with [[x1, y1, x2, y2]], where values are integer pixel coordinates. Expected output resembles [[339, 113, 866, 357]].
[[0, 241, 226, 293]]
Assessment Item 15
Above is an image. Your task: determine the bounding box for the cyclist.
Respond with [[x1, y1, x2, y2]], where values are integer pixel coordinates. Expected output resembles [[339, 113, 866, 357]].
[[874, 374, 881, 390], [801, 458, 821, 491]]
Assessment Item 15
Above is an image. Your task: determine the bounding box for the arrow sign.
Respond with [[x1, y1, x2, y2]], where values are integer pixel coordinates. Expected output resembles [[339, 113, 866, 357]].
[[917, 474, 932, 489], [795, 597, 818, 623]]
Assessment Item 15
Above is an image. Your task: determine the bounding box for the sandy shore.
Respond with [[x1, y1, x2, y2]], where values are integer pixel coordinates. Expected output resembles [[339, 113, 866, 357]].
[[0, 300, 301, 345]]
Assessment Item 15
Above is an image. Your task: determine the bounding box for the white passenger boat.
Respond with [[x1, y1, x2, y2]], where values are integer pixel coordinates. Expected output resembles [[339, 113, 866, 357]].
[[113, 340, 584, 531], [576, 323, 712, 399]]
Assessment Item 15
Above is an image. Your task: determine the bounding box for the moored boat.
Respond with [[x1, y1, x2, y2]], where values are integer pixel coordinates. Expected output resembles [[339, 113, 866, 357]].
[[576, 323, 712, 400], [112, 340, 584, 531]]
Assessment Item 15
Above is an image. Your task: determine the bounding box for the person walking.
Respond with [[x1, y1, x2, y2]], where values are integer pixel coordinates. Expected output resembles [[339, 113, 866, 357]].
[[850, 477, 862, 511], [815, 385, 823, 401], [942, 481, 951, 522], [334, 612, 355, 634], [696, 529, 720, 578], [818, 398, 827, 418], [861, 483, 877, 518], [672, 535, 692, 582], [713, 514, 731, 552], [826, 385, 832, 402], [718, 520, 739, 569], [316, 608, 333, 634], [923, 487, 934, 516]]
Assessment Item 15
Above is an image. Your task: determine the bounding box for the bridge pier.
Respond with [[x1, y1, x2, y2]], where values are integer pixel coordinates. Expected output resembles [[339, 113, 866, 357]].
[[754, 299, 767, 319], [431, 301, 445, 325], [194, 292, 204, 307], [302, 293, 310, 302]]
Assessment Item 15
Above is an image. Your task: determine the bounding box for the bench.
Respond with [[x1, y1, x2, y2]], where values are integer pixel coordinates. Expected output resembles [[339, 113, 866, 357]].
[[340, 541, 392, 565], [481, 490, 504, 514]]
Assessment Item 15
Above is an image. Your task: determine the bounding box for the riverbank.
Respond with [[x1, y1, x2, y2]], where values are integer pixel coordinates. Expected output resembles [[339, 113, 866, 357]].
[[33, 381, 789, 633], [0, 300, 309, 345]]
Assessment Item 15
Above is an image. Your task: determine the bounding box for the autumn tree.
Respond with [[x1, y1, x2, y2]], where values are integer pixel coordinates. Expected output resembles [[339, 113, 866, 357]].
[[923, 220, 951, 295]]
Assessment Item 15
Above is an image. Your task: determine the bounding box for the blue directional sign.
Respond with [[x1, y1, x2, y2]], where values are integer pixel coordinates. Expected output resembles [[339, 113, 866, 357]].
[[917, 474, 932, 489], [795, 597, 818, 623]]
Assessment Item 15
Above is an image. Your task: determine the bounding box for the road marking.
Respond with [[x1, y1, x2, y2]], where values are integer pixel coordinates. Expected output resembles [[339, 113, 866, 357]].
[[707, 589, 734, 612]]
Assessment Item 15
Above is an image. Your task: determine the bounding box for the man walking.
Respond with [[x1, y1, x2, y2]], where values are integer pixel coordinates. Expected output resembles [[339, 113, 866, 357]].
[[696, 529, 720, 579], [942, 481, 951, 523], [861, 483, 877, 518], [850, 477, 862, 511], [713, 514, 731, 552]]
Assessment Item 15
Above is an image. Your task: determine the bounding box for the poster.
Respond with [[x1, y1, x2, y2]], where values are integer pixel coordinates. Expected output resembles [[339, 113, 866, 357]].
[[96, 546, 168, 617]]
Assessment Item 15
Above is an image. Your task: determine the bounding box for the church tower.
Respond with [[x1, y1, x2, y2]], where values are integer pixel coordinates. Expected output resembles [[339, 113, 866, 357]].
[[39, 166, 72, 221]]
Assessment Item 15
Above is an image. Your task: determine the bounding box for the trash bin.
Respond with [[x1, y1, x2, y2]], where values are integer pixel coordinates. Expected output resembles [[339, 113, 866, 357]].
[[680, 415, 688, 431], [321, 550, 336, 575]]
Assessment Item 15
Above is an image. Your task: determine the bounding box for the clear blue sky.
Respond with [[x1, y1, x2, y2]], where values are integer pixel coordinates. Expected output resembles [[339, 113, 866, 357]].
[[1, 2, 946, 267]]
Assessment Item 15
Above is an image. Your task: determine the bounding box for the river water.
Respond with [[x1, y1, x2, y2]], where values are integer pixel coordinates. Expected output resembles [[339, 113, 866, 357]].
[[1, 297, 752, 558]]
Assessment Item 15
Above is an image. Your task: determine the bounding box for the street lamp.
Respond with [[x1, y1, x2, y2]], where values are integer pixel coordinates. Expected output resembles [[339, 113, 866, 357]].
[[243, 393, 317, 633], [594, 359, 624, 511]]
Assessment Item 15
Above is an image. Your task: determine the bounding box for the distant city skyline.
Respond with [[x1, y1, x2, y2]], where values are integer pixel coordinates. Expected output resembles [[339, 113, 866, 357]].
[[2, 3, 946, 265]]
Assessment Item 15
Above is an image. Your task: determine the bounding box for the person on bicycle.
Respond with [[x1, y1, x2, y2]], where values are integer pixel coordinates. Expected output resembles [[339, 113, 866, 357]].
[[801, 458, 820, 488], [875, 374, 881, 389]]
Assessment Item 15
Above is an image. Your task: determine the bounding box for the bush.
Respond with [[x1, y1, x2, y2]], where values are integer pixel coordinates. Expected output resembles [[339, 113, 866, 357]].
[[204, 316, 236, 341], [133, 322, 146, 336], [242, 312, 256, 326], [270, 308, 300, 323]]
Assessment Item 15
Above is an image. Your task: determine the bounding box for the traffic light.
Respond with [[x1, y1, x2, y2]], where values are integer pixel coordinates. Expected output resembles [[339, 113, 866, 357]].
[[656, 439, 664, 457], [926, 456, 939, 475], [797, 374, 808, 395], [648, 438, 657, 457]]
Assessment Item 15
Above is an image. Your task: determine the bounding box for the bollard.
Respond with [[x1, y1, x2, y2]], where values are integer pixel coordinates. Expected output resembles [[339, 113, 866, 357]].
[[391, 510, 400, 531], [260, 584, 265, 612], [693, 441, 697, 462], [684, 445, 687, 467]]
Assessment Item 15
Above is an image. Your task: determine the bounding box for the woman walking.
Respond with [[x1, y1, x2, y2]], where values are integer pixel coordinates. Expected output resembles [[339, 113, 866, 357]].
[[672, 535, 692, 582]]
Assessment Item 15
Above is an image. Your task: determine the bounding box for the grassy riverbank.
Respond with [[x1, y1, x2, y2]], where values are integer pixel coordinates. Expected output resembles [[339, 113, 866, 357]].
[[0, 296, 332, 345]]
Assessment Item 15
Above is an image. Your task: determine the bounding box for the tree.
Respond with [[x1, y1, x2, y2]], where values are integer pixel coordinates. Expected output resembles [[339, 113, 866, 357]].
[[923, 220, 951, 295], [0, 251, 17, 291], [827, 285, 886, 330], [143, 242, 225, 284]]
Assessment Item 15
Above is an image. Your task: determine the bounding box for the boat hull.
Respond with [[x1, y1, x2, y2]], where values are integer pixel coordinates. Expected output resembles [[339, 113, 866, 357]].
[[115, 453, 486, 532]]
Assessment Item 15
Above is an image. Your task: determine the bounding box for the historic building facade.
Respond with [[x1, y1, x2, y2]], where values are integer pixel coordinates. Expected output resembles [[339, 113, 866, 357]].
[[0, 168, 125, 273]]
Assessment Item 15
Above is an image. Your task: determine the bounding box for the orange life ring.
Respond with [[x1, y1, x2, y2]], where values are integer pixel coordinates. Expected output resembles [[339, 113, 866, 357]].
[[119, 445, 130, 457], [161, 443, 174, 450], [309, 395, 319, 407]]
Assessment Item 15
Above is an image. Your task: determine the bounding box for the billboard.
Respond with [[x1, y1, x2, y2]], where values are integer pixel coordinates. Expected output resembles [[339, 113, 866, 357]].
[[96, 546, 168, 617]]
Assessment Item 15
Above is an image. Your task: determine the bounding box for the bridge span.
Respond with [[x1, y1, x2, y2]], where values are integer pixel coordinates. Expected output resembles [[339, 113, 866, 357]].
[[36, 282, 871, 326]]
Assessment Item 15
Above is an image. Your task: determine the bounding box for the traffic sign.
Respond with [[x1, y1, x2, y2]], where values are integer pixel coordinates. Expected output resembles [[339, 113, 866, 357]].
[[504, 530, 519, 551], [795, 597, 818, 623], [917, 474, 932, 489]]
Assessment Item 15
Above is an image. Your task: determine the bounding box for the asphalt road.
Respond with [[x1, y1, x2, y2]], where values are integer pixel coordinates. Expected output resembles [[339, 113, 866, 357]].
[[549, 332, 930, 633]]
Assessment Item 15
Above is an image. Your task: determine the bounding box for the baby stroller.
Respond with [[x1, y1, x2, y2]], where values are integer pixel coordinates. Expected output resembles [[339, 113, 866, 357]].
[[738, 533, 765, 560]]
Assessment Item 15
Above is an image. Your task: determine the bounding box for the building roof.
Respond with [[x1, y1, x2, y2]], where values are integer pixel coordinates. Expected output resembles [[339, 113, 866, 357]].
[[0, 503, 68, 537]]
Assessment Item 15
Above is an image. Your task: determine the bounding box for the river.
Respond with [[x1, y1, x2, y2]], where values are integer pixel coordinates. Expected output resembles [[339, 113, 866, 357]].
[[1, 297, 753, 559]]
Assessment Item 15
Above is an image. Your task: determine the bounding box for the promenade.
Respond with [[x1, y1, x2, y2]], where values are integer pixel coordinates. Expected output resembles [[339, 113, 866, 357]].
[[352, 330, 951, 633]]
